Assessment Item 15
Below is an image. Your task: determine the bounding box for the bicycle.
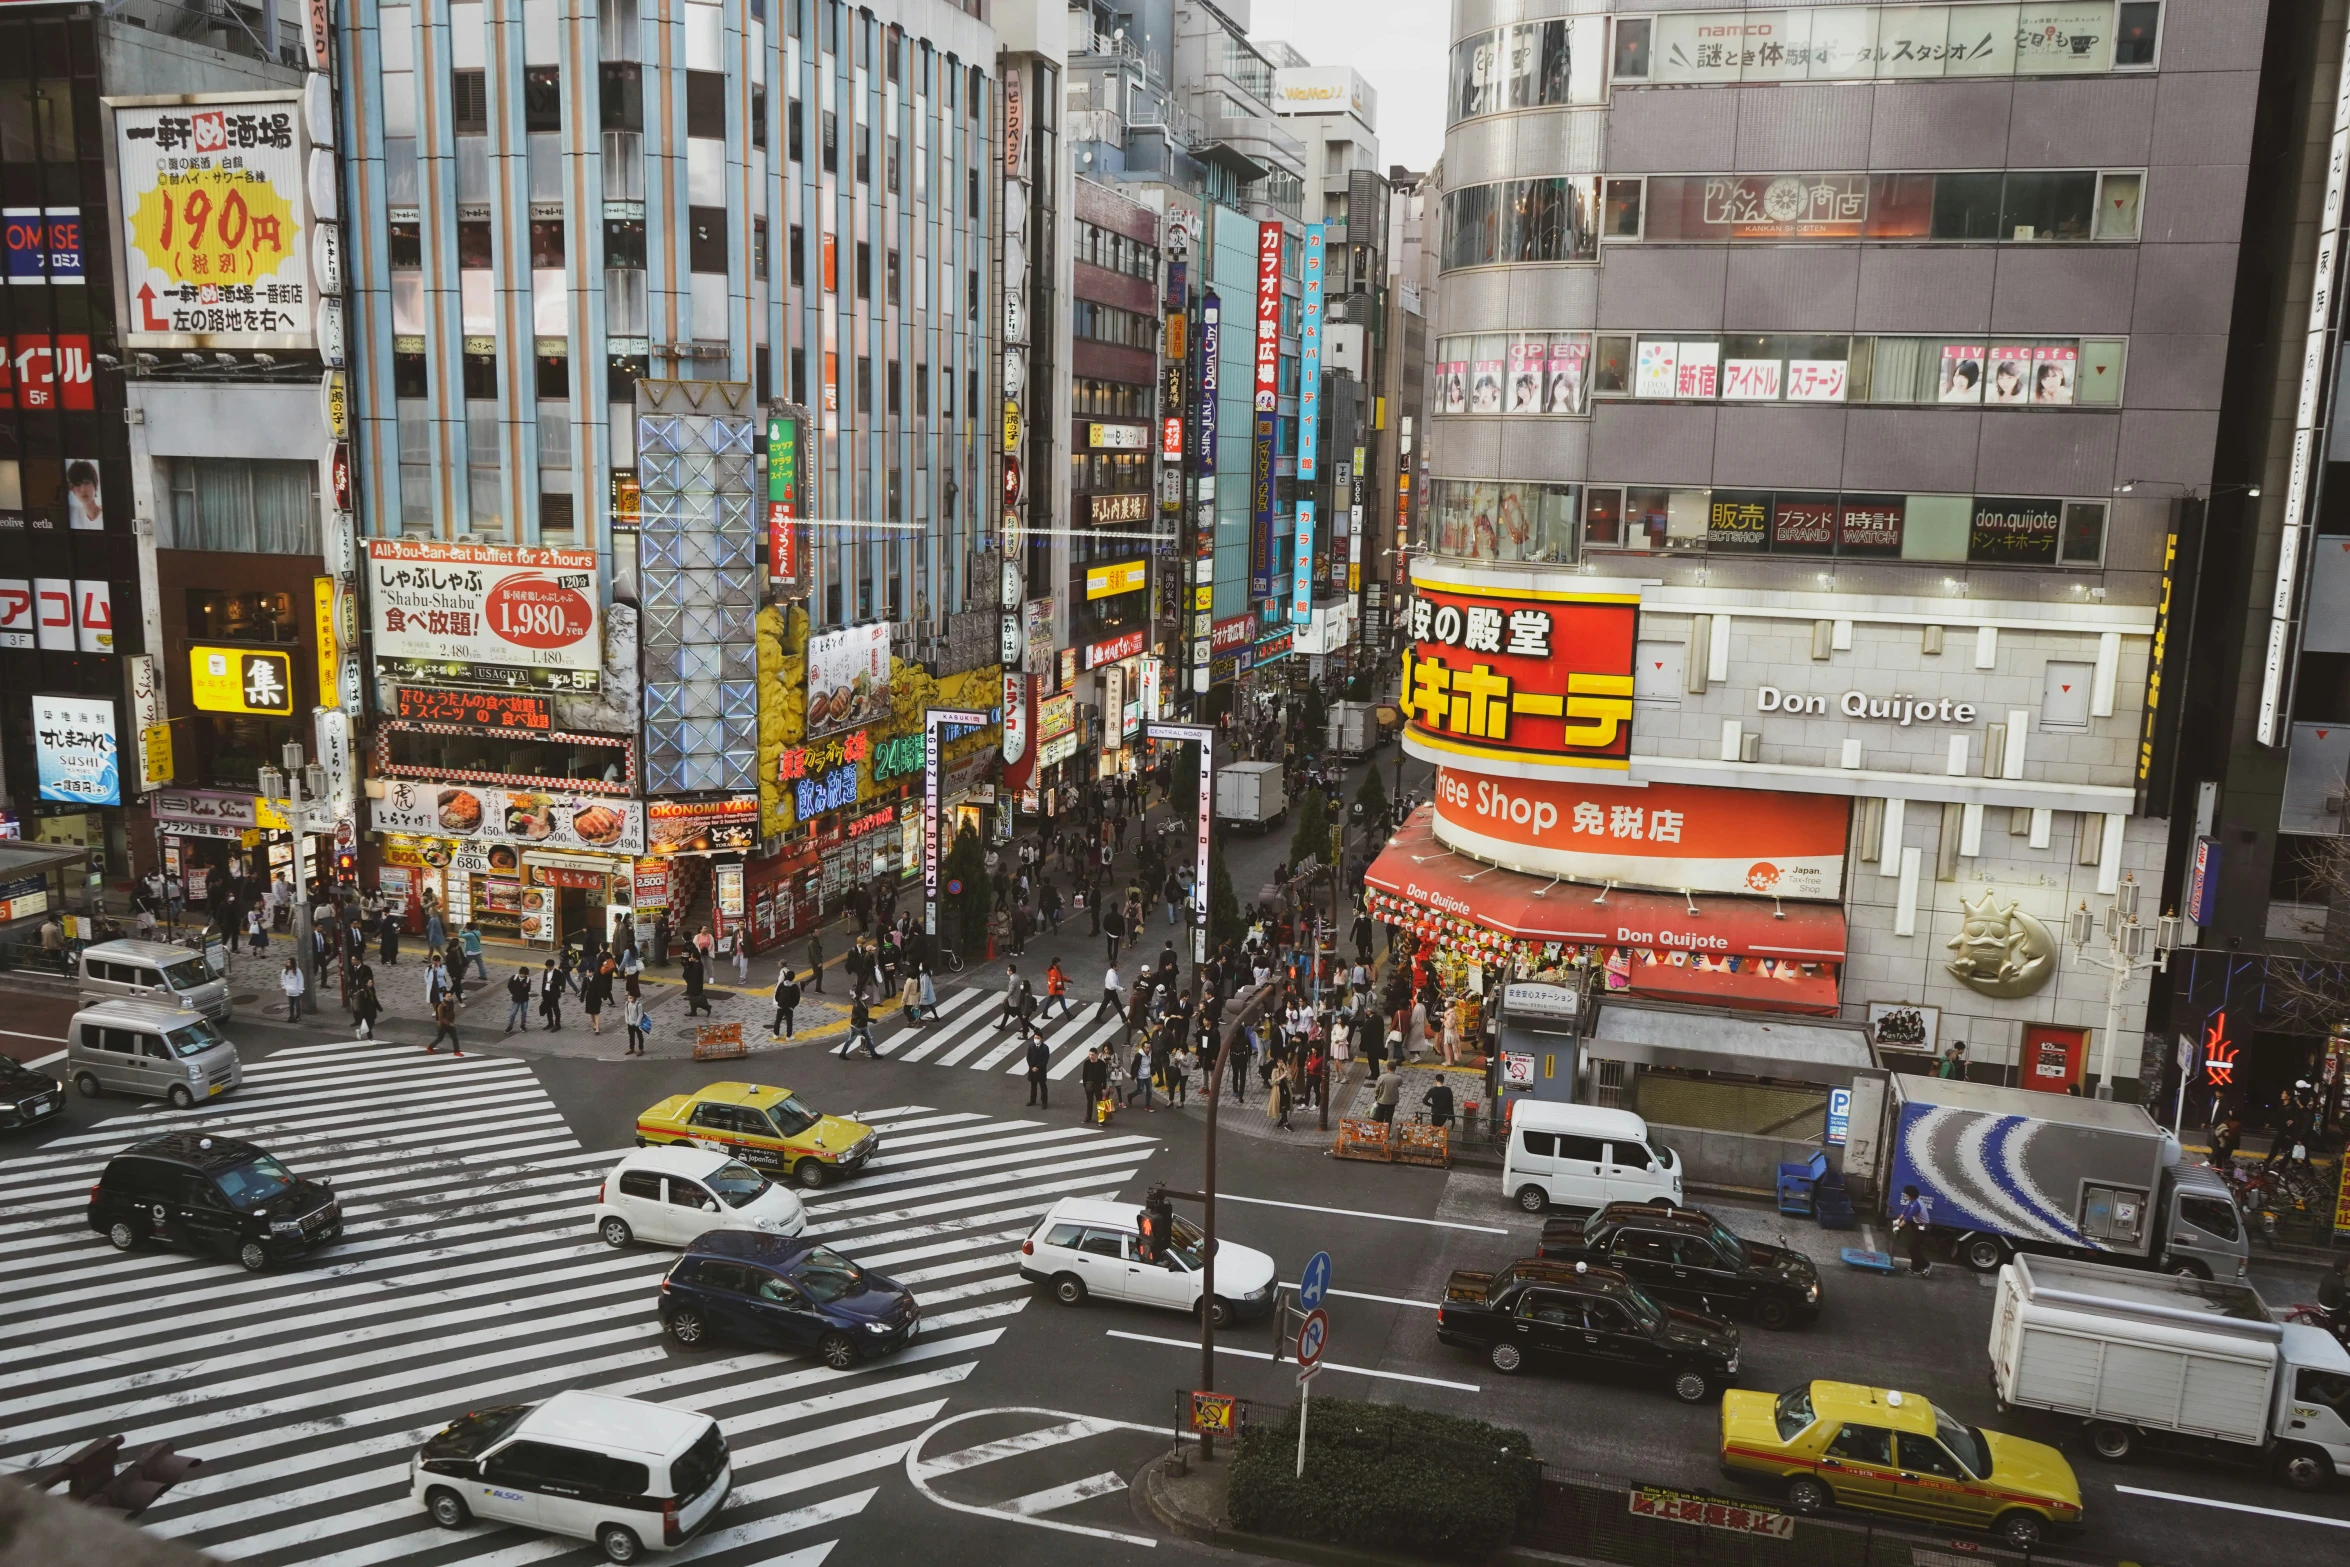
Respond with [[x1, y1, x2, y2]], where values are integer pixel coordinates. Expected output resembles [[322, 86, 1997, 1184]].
[[933, 944, 965, 974]]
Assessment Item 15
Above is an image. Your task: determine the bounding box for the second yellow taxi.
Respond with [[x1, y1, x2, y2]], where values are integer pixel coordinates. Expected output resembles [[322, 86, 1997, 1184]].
[[635, 1082, 877, 1189], [1719, 1379, 2081, 1550]]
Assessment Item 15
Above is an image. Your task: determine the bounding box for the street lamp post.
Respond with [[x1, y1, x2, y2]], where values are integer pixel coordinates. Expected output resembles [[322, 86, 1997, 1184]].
[[2066, 875, 2180, 1101], [258, 742, 329, 1017]]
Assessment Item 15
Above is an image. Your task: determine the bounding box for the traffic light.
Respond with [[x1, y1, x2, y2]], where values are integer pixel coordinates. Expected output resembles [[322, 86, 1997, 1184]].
[[1138, 1186, 1174, 1265], [335, 847, 357, 877]]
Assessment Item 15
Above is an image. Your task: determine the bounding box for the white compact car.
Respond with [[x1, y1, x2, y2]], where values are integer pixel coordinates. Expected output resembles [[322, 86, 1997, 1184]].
[[411, 1389, 729, 1562], [593, 1145, 807, 1248], [1019, 1195, 1278, 1326]]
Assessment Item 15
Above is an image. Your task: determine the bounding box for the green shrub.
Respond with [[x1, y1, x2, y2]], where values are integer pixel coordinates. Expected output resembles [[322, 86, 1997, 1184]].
[[1226, 1397, 1539, 1560]]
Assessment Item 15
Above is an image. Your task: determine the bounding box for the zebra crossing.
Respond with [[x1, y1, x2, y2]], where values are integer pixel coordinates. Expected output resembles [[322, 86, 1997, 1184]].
[[883, 986, 1141, 1079], [0, 1038, 1159, 1566]]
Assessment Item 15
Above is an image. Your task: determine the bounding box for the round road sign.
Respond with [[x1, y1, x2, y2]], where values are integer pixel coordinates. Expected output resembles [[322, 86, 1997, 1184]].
[[1298, 1250, 1332, 1312], [1297, 1307, 1329, 1371]]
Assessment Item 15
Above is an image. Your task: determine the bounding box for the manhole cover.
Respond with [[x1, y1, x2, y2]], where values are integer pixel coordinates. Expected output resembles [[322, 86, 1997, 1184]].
[[231, 993, 260, 1004]]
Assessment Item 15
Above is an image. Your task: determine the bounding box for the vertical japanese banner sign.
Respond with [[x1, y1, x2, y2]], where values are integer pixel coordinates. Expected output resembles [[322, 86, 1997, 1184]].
[[767, 411, 799, 584], [1293, 222, 1324, 627], [1195, 292, 1220, 692], [1195, 731, 1214, 964], [923, 716, 942, 935], [312, 576, 338, 703], [1252, 223, 1282, 602]]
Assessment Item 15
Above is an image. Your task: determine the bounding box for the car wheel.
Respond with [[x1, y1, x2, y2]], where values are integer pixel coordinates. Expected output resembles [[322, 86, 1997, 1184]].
[[1514, 1185, 1547, 1214], [74, 1072, 101, 1098], [167, 1083, 195, 1110], [1993, 1511, 2045, 1552], [1754, 1295, 1794, 1331], [1203, 1297, 1235, 1329], [2169, 1259, 2210, 1280], [1784, 1477, 1831, 1515], [667, 1308, 710, 1347], [106, 1219, 139, 1251], [1960, 1236, 2006, 1274], [793, 1158, 829, 1190], [818, 1332, 857, 1371], [237, 1241, 269, 1272], [2089, 1422, 2135, 1461], [1670, 1370, 1712, 1405], [2275, 1445, 2334, 1492], [1646, 1197, 1677, 1209], [597, 1523, 644, 1563], [426, 1487, 471, 1528], [599, 1216, 633, 1248], [1051, 1273, 1087, 1306], [1488, 1340, 1524, 1374]]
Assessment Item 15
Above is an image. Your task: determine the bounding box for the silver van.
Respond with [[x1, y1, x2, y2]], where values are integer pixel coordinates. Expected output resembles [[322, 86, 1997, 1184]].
[[67, 998, 244, 1108], [78, 938, 231, 1021]]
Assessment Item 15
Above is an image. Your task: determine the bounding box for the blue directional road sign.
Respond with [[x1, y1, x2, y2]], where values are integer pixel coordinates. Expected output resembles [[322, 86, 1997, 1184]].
[[1299, 1250, 1333, 1312]]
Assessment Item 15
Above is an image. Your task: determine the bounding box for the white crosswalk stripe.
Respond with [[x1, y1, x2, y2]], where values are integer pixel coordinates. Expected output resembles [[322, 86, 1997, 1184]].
[[0, 1042, 1155, 1566], [870, 984, 1142, 1084]]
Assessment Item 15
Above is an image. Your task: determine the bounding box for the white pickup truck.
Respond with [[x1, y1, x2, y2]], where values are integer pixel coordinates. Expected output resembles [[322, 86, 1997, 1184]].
[[1988, 1253, 2350, 1491]]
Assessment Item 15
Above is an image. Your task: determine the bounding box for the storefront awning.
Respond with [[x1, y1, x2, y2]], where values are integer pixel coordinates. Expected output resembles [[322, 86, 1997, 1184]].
[[1364, 808, 1847, 961]]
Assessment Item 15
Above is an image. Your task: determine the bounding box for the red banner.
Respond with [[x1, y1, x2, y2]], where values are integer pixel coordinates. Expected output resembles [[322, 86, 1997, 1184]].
[[1404, 578, 1637, 770]]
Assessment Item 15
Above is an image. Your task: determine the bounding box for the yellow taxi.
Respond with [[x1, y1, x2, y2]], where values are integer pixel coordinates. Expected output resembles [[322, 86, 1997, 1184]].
[[635, 1082, 878, 1189], [1720, 1380, 2081, 1551]]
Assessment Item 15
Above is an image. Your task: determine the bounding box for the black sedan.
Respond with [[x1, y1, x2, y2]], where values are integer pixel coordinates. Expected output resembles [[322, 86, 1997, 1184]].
[[660, 1231, 918, 1369], [0, 1055, 64, 1132], [1436, 1259, 1738, 1403], [1538, 1202, 1822, 1329]]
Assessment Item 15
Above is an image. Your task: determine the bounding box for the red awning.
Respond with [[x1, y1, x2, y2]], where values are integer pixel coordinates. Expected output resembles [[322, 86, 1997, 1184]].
[[1364, 807, 1847, 964], [1618, 957, 1843, 1017]]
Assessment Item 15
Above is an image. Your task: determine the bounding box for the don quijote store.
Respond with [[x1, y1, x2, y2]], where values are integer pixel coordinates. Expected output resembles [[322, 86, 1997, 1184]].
[[362, 539, 640, 948], [1379, 558, 2169, 1144]]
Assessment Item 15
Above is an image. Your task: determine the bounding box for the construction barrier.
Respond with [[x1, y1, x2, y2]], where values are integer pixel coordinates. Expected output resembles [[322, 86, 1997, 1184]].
[[692, 1022, 747, 1060]]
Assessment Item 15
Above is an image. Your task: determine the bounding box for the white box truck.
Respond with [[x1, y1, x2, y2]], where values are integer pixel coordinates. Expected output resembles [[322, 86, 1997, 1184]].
[[1989, 1253, 2350, 1491], [1214, 760, 1285, 830], [1326, 700, 1380, 760]]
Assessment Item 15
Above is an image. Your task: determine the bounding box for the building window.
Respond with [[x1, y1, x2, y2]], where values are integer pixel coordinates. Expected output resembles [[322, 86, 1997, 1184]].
[[604, 218, 647, 269], [394, 352, 428, 398], [1071, 299, 1155, 350], [856, 240, 871, 298], [689, 207, 727, 274], [686, 71, 726, 138], [451, 69, 488, 134], [1439, 177, 1601, 269], [788, 96, 804, 161], [886, 247, 900, 305], [857, 123, 871, 183], [1594, 169, 2147, 249], [599, 63, 643, 132], [887, 133, 900, 193], [753, 217, 769, 280], [857, 355, 873, 413], [791, 347, 807, 403], [888, 359, 901, 415], [1536, 331, 2125, 409], [822, 109, 838, 173], [915, 362, 929, 416], [166, 459, 321, 554], [524, 67, 562, 133], [751, 86, 767, 149], [789, 223, 804, 285]]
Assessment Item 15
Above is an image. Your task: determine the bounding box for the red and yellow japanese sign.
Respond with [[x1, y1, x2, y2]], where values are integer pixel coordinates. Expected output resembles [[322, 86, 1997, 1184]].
[[1402, 579, 1637, 771]]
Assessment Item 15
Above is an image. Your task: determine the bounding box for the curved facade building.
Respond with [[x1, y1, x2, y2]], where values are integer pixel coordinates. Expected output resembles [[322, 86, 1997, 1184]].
[[1387, 0, 2252, 1096]]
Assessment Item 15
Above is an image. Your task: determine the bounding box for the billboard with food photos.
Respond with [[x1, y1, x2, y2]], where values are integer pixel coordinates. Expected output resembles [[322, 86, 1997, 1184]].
[[805, 622, 893, 739], [369, 779, 645, 854], [366, 539, 602, 691]]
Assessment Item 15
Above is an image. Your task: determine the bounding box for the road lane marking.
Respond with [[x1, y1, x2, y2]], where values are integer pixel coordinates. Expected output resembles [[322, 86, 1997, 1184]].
[[2112, 1485, 2350, 1529], [914, 1413, 1157, 1480], [993, 1469, 1129, 1517], [1221, 1193, 1509, 1233], [1284, 1283, 1438, 1310], [1105, 1329, 1482, 1391], [905, 1406, 1160, 1548]]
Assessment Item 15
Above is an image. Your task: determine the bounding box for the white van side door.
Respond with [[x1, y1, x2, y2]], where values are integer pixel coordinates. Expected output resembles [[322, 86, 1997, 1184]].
[[1602, 1141, 1665, 1205], [1550, 1132, 1610, 1207]]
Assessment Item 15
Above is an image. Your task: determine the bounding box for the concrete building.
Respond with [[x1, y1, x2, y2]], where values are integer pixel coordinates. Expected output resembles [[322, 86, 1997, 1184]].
[[1391, 0, 2231, 1099], [1371, 162, 1433, 651]]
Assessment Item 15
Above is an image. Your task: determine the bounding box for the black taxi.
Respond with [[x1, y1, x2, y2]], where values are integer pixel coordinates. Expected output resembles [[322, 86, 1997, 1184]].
[[1538, 1203, 1822, 1329], [1436, 1258, 1739, 1403], [89, 1131, 342, 1272]]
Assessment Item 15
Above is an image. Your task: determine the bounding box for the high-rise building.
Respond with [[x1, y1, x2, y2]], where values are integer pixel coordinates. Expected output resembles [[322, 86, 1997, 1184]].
[[1395, 0, 2219, 1100], [1372, 162, 1433, 652]]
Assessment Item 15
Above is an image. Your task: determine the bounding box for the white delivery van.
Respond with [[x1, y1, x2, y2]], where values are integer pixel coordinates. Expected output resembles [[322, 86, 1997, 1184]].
[[1989, 1253, 2350, 1491], [1503, 1101, 1682, 1213]]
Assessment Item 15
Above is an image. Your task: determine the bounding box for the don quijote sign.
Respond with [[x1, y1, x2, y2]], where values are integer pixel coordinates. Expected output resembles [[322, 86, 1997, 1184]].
[[1757, 685, 1978, 725]]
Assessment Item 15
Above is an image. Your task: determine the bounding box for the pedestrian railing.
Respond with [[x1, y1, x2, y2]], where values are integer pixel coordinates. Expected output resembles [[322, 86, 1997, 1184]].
[[0, 934, 71, 978]]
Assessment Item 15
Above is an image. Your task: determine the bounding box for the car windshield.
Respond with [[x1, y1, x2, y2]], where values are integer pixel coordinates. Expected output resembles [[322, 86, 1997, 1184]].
[[1621, 1283, 1666, 1328], [1707, 1220, 1748, 1267], [1774, 1386, 1816, 1442], [1165, 1213, 1207, 1268], [159, 957, 211, 991], [769, 1094, 820, 1137], [215, 1154, 297, 1209], [164, 1020, 226, 1059], [1934, 1404, 1989, 1477], [708, 1161, 773, 1210], [435, 1405, 529, 1457], [0, 1057, 40, 1083], [793, 1246, 865, 1302]]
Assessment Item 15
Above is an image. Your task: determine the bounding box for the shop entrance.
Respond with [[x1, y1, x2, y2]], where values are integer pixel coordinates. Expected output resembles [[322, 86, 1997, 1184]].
[[557, 886, 593, 948], [2020, 1024, 2086, 1093]]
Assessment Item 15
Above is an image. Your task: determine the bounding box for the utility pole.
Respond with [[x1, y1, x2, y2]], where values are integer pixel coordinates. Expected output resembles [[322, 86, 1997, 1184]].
[[259, 743, 327, 1017], [2066, 876, 2179, 1099]]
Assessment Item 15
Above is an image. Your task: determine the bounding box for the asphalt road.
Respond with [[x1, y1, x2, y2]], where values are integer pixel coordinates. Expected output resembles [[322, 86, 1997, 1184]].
[[5, 751, 2348, 1567]]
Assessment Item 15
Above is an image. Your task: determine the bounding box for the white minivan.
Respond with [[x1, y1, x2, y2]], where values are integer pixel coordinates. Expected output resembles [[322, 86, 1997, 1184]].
[[1503, 1101, 1682, 1213], [412, 1390, 729, 1563]]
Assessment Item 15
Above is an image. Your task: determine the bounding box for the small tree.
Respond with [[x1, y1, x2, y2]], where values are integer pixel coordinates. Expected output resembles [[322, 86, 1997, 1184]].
[[1290, 789, 1330, 873], [1208, 852, 1240, 947], [942, 825, 989, 954], [1355, 766, 1390, 831], [1298, 686, 1329, 752]]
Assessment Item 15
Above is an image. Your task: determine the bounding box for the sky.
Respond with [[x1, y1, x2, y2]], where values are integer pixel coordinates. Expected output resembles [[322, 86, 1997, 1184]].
[[1248, 0, 1449, 174]]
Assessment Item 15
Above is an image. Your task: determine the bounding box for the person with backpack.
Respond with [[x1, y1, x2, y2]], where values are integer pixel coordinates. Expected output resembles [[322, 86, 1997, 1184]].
[[996, 963, 1032, 1030], [622, 986, 647, 1056], [839, 994, 880, 1058], [770, 967, 802, 1039]]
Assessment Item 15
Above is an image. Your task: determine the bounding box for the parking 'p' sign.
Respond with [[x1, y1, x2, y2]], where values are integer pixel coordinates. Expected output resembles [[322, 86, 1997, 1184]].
[[1299, 1249, 1332, 1311]]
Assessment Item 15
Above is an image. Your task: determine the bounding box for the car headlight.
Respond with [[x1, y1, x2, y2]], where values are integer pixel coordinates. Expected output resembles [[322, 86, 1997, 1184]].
[[863, 1320, 890, 1333], [0, 1102, 16, 1113], [1805, 1282, 1819, 1301]]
